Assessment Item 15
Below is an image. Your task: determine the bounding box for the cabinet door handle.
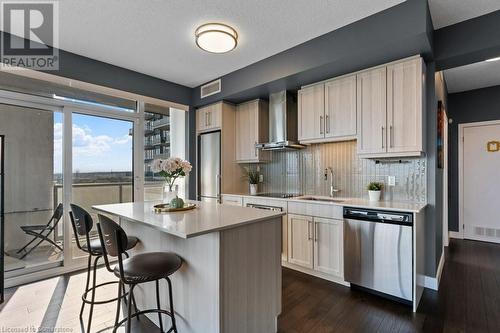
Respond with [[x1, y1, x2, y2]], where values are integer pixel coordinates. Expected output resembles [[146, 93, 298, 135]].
[[208, 112, 211, 126], [314, 223, 318, 242], [254, 141, 257, 157], [320, 116, 324, 135], [390, 125, 394, 148], [308, 221, 312, 241], [325, 114, 330, 134], [381, 126, 385, 148], [205, 113, 208, 127]]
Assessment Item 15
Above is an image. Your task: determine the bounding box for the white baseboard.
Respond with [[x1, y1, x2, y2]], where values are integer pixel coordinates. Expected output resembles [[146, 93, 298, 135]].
[[423, 251, 445, 291], [449, 231, 463, 239]]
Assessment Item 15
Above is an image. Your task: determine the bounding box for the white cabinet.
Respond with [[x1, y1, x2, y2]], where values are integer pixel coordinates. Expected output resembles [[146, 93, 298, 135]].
[[387, 58, 424, 155], [324, 75, 357, 140], [298, 76, 357, 144], [287, 213, 344, 279], [235, 99, 270, 163], [221, 194, 243, 206], [357, 67, 387, 155], [313, 217, 343, 278], [357, 58, 424, 158], [287, 214, 313, 269], [298, 83, 324, 141], [197, 103, 222, 132]]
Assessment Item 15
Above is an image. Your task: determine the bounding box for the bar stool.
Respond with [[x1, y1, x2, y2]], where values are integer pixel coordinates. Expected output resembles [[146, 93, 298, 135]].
[[69, 204, 139, 333], [97, 214, 183, 333]]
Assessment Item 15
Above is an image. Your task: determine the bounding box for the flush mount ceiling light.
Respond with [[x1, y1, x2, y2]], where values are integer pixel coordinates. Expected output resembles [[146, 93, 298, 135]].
[[485, 56, 500, 62], [195, 23, 238, 54]]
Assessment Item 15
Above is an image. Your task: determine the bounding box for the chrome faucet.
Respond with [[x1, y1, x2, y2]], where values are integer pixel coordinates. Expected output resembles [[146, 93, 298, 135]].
[[325, 167, 340, 197]]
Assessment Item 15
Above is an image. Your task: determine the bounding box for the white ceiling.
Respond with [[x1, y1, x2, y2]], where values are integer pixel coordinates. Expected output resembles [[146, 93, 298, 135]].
[[53, 0, 404, 87], [429, 0, 500, 29], [444, 60, 500, 93]]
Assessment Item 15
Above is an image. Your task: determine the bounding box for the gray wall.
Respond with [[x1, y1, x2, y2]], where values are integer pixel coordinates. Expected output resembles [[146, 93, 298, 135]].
[[447, 85, 500, 231], [434, 10, 500, 71], [0, 31, 192, 106], [424, 62, 443, 276]]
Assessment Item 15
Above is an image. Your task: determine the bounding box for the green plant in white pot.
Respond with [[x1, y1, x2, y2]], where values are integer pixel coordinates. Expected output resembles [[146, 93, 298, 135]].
[[367, 182, 383, 202], [243, 167, 260, 195]]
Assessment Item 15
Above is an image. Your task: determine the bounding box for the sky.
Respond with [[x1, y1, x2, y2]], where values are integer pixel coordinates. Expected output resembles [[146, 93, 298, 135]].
[[54, 113, 133, 173]]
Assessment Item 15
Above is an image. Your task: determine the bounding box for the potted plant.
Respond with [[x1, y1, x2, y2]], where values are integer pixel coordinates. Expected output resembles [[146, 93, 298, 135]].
[[151, 157, 192, 203], [243, 167, 260, 195], [367, 182, 383, 202]]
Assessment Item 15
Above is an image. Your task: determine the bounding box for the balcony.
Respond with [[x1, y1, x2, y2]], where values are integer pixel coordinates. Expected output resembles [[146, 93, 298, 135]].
[[4, 182, 164, 277]]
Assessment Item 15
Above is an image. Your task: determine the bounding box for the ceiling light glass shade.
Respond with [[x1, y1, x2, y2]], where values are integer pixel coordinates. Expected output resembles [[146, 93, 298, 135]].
[[195, 23, 238, 53]]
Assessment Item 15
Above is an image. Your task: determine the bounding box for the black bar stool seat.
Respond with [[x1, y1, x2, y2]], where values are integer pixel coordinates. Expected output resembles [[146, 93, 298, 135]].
[[82, 236, 139, 254], [115, 252, 182, 284]]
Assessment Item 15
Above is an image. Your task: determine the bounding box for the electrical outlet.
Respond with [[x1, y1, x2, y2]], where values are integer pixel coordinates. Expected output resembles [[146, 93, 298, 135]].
[[388, 176, 396, 186], [259, 174, 264, 183]]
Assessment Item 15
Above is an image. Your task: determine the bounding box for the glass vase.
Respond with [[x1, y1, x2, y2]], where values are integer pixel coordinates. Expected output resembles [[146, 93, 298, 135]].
[[163, 184, 179, 203]]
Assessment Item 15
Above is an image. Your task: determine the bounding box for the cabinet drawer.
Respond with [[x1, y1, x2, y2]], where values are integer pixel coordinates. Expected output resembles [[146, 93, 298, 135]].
[[287, 201, 343, 220], [221, 195, 243, 206]]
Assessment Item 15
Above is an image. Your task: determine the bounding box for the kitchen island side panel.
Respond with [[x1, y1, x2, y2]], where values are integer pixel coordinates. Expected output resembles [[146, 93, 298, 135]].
[[220, 216, 282, 333], [120, 218, 221, 333]]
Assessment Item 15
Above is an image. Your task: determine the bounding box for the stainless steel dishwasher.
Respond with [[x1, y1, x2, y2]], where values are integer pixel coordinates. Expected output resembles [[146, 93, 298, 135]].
[[343, 207, 413, 303]]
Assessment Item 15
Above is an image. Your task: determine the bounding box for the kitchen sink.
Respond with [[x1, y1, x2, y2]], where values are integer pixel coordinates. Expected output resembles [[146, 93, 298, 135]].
[[294, 196, 346, 203]]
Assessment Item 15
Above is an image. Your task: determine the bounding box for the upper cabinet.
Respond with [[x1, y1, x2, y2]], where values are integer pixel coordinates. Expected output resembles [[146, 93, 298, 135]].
[[197, 102, 222, 133], [298, 75, 357, 144], [357, 57, 425, 158], [386, 58, 424, 155], [298, 83, 325, 142], [325, 75, 357, 140], [235, 99, 270, 163], [357, 67, 387, 155]]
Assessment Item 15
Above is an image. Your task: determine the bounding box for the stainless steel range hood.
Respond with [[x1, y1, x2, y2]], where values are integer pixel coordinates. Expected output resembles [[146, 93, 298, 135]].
[[256, 91, 305, 151]]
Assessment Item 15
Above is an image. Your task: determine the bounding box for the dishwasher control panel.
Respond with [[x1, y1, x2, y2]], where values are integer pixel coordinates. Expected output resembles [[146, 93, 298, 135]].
[[343, 207, 413, 225]]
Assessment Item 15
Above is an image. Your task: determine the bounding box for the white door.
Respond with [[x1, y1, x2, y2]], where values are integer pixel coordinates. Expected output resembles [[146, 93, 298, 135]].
[[313, 217, 343, 278], [387, 58, 423, 154], [287, 214, 313, 269], [325, 75, 357, 139], [298, 84, 325, 141], [357, 68, 387, 155], [462, 122, 500, 243]]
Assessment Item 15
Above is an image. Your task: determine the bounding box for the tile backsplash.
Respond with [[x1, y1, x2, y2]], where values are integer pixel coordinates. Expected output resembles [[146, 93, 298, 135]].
[[257, 140, 426, 203]]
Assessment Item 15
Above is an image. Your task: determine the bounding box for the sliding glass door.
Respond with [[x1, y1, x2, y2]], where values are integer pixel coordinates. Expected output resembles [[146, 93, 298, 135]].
[[0, 103, 64, 278], [69, 112, 134, 262]]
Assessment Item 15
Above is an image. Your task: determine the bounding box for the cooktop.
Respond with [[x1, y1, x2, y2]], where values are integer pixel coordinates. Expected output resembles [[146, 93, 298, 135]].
[[254, 193, 302, 199]]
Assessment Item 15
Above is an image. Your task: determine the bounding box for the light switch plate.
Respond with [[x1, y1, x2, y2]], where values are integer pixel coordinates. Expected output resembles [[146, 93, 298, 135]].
[[388, 176, 396, 186], [259, 174, 264, 183]]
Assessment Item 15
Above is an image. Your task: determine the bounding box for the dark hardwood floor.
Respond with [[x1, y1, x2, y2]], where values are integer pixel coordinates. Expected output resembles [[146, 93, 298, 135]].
[[278, 239, 500, 333]]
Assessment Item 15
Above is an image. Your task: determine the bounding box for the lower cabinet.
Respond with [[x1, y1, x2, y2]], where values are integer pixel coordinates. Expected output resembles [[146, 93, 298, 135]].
[[287, 214, 344, 279], [313, 217, 344, 278], [288, 214, 314, 269]]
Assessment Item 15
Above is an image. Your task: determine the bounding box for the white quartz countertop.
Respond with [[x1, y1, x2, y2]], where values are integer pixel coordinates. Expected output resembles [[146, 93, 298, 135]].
[[93, 200, 285, 239], [224, 193, 427, 213]]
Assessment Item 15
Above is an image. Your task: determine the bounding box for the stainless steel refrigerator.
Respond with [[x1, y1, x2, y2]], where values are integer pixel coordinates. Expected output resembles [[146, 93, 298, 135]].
[[197, 131, 221, 203], [1, 135, 4, 303]]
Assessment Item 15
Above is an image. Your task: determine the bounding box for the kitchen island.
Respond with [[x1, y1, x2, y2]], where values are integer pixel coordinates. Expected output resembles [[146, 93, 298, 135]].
[[93, 200, 285, 333]]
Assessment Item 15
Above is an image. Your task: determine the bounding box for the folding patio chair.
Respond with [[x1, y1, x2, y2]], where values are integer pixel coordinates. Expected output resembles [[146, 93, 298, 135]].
[[16, 203, 64, 260]]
